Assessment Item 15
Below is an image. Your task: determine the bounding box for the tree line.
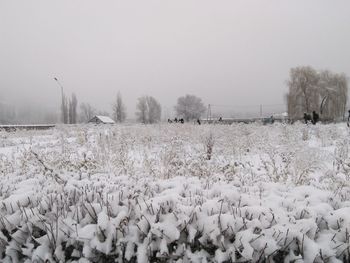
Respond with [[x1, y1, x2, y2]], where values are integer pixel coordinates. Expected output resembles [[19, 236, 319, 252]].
[[58, 93, 207, 124], [1, 65, 347, 125]]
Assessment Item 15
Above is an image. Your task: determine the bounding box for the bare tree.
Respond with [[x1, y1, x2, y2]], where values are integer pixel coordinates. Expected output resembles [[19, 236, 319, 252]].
[[112, 92, 127, 122], [286, 66, 348, 121], [136, 96, 161, 124], [68, 93, 78, 124], [80, 102, 96, 123], [175, 94, 206, 121]]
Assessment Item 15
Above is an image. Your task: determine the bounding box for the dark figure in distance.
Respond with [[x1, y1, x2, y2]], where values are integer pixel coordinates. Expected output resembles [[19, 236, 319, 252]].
[[304, 113, 312, 124], [312, 111, 319, 125], [197, 119, 201, 125], [174, 118, 178, 123], [180, 118, 184, 124], [347, 110, 350, 127]]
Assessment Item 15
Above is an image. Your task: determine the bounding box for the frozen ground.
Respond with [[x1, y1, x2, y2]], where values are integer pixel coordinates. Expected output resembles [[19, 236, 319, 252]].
[[0, 123, 350, 263]]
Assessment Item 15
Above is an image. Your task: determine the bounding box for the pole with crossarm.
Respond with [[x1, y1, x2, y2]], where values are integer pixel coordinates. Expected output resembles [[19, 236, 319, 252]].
[[53, 77, 65, 123]]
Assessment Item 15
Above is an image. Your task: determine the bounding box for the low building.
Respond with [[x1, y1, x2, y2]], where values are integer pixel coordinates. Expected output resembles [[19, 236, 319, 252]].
[[88, 115, 115, 124]]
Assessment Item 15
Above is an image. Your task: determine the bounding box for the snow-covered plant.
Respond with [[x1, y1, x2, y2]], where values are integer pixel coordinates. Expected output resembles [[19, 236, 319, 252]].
[[291, 148, 326, 185], [1, 123, 350, 262], [203, 132, 215, 161], [159, 136, 185, 178], [334, 138, 350, 177], [302, 126, 310, 141]]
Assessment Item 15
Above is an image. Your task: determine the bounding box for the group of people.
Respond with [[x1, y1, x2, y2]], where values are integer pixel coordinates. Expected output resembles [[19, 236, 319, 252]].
[[167, 118, 203, 125], [167, 111, 350, 126], [167, 118, 185, 124], [303, 111, 319, 125]]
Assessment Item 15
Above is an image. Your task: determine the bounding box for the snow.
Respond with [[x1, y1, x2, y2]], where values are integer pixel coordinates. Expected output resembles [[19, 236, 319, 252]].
[[90, 115, 115, 124], [0, 122, 350, 262]]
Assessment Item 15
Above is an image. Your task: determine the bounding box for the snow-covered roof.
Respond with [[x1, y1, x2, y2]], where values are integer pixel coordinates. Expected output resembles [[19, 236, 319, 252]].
[[89, 115, 115, 124]]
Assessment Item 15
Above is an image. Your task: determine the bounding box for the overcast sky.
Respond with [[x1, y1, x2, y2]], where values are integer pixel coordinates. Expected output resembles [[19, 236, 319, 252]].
[[1, 0, 350, 117]]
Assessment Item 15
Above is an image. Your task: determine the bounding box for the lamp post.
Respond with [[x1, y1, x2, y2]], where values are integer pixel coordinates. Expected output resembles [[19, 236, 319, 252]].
[[54, 77, 65, 123]]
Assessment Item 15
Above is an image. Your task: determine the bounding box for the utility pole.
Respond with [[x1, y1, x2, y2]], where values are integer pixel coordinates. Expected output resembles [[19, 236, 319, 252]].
[[207, 104, 212, 122], [54, 77, 65, 123]]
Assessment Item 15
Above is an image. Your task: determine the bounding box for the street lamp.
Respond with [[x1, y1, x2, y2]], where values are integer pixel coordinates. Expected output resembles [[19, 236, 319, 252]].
[[54, 77, 65, 123]]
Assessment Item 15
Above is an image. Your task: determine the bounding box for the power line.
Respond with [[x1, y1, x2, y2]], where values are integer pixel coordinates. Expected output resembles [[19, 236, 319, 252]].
[[210, 103, 286, 108]]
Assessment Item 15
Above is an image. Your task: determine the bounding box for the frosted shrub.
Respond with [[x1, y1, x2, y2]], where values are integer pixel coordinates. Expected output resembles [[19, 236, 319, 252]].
[[280, 123, 298, 145], [260, 147, 290, 183], [1, 123, 350, 262], [302, 126, 310, 141], [0, 154, 13, 176], [77, 129, 88, 146], [108, 132, 133, 176], [333, 138, 350, 181], [204, 132, 215, 160], [159, 136, 185, 178], [291, 148, 326, 185]]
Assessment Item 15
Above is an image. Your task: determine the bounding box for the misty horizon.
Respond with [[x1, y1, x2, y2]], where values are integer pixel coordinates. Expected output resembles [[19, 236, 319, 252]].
[[1, 0, 350, 123]]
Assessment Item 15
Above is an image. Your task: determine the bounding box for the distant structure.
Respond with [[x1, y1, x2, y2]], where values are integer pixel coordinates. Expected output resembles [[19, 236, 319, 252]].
[[0, 124, 55, 132], [88, 115, 115, 124], [202, 112, 289, 125]]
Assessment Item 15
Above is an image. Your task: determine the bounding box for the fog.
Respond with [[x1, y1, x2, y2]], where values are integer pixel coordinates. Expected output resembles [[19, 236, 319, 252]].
[[1, 0, 350, 123]]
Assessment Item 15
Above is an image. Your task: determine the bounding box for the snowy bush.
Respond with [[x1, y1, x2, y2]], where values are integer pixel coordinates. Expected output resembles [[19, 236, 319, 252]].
[[0, 123, 350, 262]]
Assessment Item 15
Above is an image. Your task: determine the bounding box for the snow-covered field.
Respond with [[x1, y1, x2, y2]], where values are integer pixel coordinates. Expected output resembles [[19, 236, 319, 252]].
[[1, 123, 350, 263]]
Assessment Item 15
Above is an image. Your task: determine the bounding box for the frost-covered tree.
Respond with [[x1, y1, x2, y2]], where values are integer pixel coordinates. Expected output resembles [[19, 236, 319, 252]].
[[136, 97, 148, 124], [80, 102, 96, 122], [175, 94, 206, 121], [136, 96, 161, 124], [287, 66, 318, 119], [61, 94, 69, 124], [287, 66, 348, 121], [68, 93, 78, 124], [318, 70, 348, 121], [147, 96, 161, 124], [112, 92, 127, 123]]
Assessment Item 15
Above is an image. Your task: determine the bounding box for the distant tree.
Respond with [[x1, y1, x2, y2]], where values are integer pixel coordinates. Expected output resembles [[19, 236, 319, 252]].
[[61, 94, 69, 124], [80, 102, 96, 122], [112, 92, 127, 122], [175, 94, 206, 121], [136, 97, 148, 123], [136, 96, 161, 124], [147, 96, 161, 124], [68, 93, 78, 124], [286, 66, 319, 119], [318, 70, 348, 120], [286, 66, 348, 121]]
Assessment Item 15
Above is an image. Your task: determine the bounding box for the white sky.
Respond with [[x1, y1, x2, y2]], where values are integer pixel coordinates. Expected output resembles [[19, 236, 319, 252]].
[[1, 0, 350, 117]]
